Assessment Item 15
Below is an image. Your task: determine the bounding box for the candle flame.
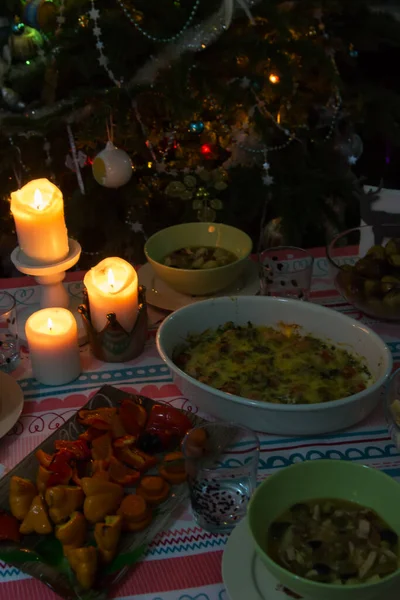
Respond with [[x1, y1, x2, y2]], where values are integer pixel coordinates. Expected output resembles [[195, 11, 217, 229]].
[[108, 268, 115, 289], [33, 189, 46, 211], [47, 318, 53, 331]]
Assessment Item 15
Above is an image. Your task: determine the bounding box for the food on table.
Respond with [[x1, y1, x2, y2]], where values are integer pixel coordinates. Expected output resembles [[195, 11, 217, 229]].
[[55, 511, 87, 554], [137, 476, 170, 505], [117, 494, 152, 531], [108, 456, 141, 486], [4, 396, 194, 592], [267, 499, 399, 585], [163, 246, 238, 270], [78, 407, 117, 429], [114, 446, 157, 472], [158, 451, 187, 484], [139, 403, 193, 452], [0, 511, 21, 542], [91, 432, 113, 461], [119, 399, 147, 433], [19, 495, 52, 535], [35, 449, 53, 468], [45, 485, 84, 524], [9, 476, 36, 521], [81, 477, 124, 524], [336, 238, 400, 316], [54, 439, 91, 460], [390, 399, 400, 426], [183, 427, 208, 458], [67, 546, 98, 590], [94, 515, 122, 563], [173, 321, 372, 404]]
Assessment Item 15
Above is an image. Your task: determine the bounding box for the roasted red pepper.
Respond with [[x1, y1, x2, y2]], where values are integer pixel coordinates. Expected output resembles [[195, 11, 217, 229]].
[[79, 427, 104, 443], [35, 449, 53, 468], [77, 408, 116, 430], [47, 449, 74, 487], [113, 435, 137, 449], [0, 511, 21, 543], [119, 400, 147, 436], [115, 447, 157, 472], [54, 439, 91, 461], [143, 404, 192, 450]]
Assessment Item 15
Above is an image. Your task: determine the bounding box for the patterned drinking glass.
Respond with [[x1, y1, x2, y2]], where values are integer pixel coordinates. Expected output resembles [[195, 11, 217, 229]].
[[182, 422, 259, 533], [0, 291, 20, 372], [259, 246, 314, 300]]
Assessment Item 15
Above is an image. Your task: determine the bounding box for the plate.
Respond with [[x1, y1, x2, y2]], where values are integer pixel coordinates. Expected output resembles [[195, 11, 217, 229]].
[[138, 259, 259, 312], [0, 385, 207, 600], [222, 517, 304, 600], [0, 372, 24, 439]]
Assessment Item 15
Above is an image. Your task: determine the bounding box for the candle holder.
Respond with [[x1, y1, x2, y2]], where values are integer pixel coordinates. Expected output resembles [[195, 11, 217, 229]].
[[10, 238, 87, 345], [78, 285, 148, 362]]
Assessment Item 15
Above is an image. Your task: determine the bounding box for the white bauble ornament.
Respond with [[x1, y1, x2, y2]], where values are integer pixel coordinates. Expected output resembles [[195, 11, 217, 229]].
[[92, 141, 133, 188]]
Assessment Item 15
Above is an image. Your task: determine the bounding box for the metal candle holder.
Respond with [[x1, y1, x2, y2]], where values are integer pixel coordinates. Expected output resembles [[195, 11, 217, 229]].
[[78, 285, 148, 363]]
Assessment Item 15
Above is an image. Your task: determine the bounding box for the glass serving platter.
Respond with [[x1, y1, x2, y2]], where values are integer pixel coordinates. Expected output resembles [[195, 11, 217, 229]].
[[0, 385, 206, 600]]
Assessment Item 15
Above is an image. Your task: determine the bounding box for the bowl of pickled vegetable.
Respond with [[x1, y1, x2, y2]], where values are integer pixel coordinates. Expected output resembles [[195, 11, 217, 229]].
[[248, 460, 400, 600], [327, 225, 400, 321], [144, 222, 252, 296]]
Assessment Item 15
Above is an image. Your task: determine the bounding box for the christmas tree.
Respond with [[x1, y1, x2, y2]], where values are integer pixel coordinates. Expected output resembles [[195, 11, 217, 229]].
[[1, 0, 400, 275]]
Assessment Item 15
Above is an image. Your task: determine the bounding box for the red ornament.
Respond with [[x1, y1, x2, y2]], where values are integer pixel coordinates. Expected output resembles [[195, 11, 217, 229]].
[[201, 144, 212, 156]]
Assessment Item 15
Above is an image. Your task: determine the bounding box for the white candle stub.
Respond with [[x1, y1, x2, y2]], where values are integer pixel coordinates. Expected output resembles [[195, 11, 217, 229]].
[[83, 257, 139, 333], [25, 308, 81, 386], [10, 178, 69, 265]]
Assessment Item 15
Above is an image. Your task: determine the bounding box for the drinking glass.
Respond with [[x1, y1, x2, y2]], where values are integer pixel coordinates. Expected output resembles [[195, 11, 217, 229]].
[[259, 246, 314, 300], [182, 422, 259, 533], [0, 291, 20, 372]]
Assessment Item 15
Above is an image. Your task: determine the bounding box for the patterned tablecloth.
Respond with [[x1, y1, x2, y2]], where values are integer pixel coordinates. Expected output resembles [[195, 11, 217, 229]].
[[1, 247, 400, 600]]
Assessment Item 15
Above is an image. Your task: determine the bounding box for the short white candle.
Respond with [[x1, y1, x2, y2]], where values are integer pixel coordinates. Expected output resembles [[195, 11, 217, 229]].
[[83, 257, 138, 333], [25, 308, 81, 386], [10, 178, 69, 265]]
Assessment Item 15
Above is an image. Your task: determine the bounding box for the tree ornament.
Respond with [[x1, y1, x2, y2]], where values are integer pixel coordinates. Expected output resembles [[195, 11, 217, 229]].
[[92, 141, 133, 188], [1, 87, 25, 112], [349, 44, 358, 58], [24, 0, 57, 33], [197, 206, 216, 222], [12, 22, 25, 36], [188, 120, 205, 134], [10, 24, 44, 60], [336, 133, 363, 166]]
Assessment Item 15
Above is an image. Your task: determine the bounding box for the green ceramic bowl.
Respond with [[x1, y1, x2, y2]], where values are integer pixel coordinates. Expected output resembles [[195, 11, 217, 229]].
[[248, 460, 400, 600], [144, 222, 252, 296]]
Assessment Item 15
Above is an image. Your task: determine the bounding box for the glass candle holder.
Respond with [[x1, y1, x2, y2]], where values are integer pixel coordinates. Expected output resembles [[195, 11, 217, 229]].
[[259, 246, 314, 300], [0, 291, 20, 373]]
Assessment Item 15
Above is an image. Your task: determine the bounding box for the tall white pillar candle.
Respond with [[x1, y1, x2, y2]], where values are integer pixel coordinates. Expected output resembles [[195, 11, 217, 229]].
[[25, 308, 81, 386], [10, 178, 69, 265], [83, 257, 138, 333]]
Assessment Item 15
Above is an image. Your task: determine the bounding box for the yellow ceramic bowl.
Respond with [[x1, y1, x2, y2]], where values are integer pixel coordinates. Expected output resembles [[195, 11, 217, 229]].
[[144, 223, 252, 296]]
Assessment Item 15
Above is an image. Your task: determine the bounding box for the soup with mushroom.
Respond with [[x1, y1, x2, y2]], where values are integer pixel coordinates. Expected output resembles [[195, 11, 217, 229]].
[[163, 246, 238, 270], [267, 499, 399, 585]]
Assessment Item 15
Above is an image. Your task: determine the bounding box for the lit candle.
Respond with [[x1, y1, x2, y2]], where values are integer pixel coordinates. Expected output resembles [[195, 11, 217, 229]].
[[10, 178, 69, 264], [25, 308, 81, 386], [83, 257, 138, 333]]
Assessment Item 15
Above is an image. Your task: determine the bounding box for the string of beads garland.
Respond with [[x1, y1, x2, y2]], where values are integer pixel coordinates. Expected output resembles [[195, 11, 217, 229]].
[[88, 0, 122, 87], [115, 0, 201, 43]]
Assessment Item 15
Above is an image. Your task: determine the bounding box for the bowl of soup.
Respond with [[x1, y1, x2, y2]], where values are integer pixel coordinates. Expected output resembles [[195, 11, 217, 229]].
[[144, 223, 252, 295], [156, 295, 392, 435], [248, 460, 400, 600]]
